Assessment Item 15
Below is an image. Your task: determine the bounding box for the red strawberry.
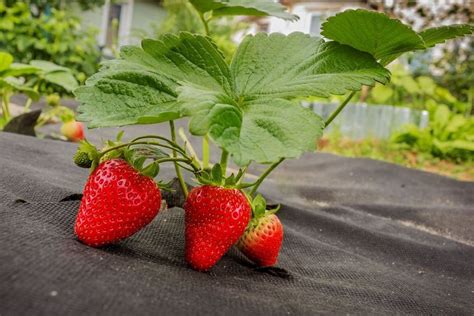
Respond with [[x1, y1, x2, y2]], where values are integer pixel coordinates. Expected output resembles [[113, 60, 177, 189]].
[[184, 185, 251, 271], [237, 213, 283, 267], [75, 159, 161, 247], [236, 194, 284, 267], [61, 120, 85, 142]]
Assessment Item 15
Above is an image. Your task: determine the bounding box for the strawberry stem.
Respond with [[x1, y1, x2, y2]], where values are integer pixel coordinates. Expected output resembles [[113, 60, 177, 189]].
[[98, 140, 200, 175], [238, 181, 257, 189], [169, 121, 189, 198], [1, 93, 11, 121], [178, 127, 202, 165], [130, 135, 187, 156], [155, 157, 197, 167], [198, 12, 210, 36], [324, 91, 356, 127], [220, 149, 229, 177], [23, 82, 40, 113], [248, 158, 284, 196], [202, 135, 210, 169]]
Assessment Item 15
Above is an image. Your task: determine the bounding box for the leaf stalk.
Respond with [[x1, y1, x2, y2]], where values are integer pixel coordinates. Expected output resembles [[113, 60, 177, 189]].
[[169, 120, 189, 198], [202, 135, 210, 169], [1, 93, 11, 121], [220, 149, 229, 177], [249, 158, 284, 196], [324, 91, 356, 127], [199, 12, 210, 35]]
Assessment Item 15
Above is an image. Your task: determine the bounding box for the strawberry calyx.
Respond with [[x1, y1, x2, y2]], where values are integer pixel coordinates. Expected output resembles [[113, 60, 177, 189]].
[[196, 163, 247, 188], [248, 194, 280, 228]]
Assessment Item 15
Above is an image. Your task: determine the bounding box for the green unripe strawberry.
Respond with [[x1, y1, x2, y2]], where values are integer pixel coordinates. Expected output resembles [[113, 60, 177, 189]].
[[46, 94, 61, 107], [73, 150, 92, 168], [73, 140, 99, 170]]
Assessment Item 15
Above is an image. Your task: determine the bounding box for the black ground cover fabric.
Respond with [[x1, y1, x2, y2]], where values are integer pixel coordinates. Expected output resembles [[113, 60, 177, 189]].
[[0, 130, 473, 315]]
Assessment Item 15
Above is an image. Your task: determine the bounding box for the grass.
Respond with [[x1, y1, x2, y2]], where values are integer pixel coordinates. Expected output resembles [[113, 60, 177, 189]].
[[318, 136, 474, 182]]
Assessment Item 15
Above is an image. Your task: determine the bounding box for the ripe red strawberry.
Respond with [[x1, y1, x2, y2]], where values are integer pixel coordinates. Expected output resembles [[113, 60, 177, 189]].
[[237, 213, 283, 267], [236, 193, 284, 267], [184, 185, 251, 271], [61, 120, 84, 142], [75, 159, 161, 247]]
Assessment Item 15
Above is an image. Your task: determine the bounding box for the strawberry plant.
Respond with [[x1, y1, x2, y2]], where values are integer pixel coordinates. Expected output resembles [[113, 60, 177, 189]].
[[72, 3, 473, 271]]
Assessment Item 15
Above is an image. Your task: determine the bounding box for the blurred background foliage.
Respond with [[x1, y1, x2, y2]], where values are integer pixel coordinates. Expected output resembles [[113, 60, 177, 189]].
[[133, 0, 249, 62], [0, 1, 101, 85]]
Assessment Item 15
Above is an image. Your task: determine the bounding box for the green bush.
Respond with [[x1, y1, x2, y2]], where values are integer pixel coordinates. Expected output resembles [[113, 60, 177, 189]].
[[392, 105, 474, 162], [0, 1, 100, 85], [367, 64, 471, 114]]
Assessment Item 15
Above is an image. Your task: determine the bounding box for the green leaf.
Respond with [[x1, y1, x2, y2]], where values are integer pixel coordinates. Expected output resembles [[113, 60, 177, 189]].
[[189, 0, 222, 13], [30, 60, 79, 91], [74, 63, 180, 128], [0, 77, 40, 100], [419, 24, 474, 48], [212, 0, 298, 21], [321, 9, 425, 65], [30, 60, 70, 73], [76, 32, 232, 128], [140, 33, 233, 94], [182, 87, 324, 165], [1, 63, 40, 77], [190, 0, 298, 21], [252, 194, 266, 217], [44, 71, 79, 92], [141, 162, 160, 178], [231, 32, 390, 99], [226, 99, 323, 165], [0, 52, 13, 72], [211, 163, 223, 183], [173, 32, 386, 165], [224, 173, 236, 186]]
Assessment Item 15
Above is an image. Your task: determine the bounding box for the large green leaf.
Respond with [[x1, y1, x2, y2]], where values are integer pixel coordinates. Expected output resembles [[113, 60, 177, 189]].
[[321, 9, 425, 65], [75, 64, 180, 128], [219, 98, 323, 166], [180, 83, 323, 165], [190, 0, 298, 21], [231, 32, 390, 99], [321, 9, 473, 65], [76, 32, 232, 127], [419, 25, 474, 47], [140, 33, 233, 94]]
